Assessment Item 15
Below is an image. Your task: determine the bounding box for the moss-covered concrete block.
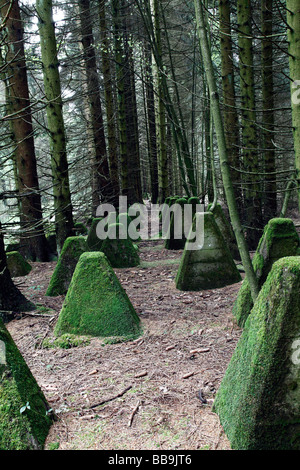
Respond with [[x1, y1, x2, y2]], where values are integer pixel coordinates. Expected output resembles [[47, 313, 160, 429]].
[[213, 257, 300, 450], [46, 236, 88, 297], [207, 203, 240, 260], [233, 218, 300, 327], [73, 222, 88, 236], [5, 242, 20, 253], [54, 252, 142, 340], [175, 212, 241, 291], [86, 217, 104, 252], [6, 251, 32, 278], [0, 318, 52, 449], [164, 198, 189, 250], [101, 223, 140, 268], [117, 212, 141, 241]]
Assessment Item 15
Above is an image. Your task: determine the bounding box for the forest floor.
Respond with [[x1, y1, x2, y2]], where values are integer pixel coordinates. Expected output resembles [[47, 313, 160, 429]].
[[7, 239, 245, 451]]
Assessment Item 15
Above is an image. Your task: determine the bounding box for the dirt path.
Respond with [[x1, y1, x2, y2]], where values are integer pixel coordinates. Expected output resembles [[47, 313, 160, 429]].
[[7, 240, 243, 450]]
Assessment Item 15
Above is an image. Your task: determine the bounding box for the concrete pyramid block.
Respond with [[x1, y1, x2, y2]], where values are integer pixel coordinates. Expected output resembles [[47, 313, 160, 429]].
[[73, 222, 88, 236], [6, 251, 32, 278], [213, 257, 300, 450], [46, 236, 88, 297], [86, 217, 104, 252], [164, 198, 189, 250], [207, 203, 240, 260], [0, 318, 52, 449], [117, 212, 141, 241], [233, 218, 300, 327], [54, 252, 142, 340], [101, 223, 140, 268], [175, 212, 241, 291]]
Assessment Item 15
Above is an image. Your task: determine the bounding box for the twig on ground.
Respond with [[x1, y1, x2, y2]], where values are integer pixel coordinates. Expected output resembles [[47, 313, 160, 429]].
[[89, 385, 133, 409], [128, 400, 141, 427]]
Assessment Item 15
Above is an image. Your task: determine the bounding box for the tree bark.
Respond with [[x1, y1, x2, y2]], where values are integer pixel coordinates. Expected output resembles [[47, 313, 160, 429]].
[[194, 0, 259, 302], [219, 0, 242, 207], [0, 223, 33, 319], [98, 0, 120, 207], [78, 0, 114, 214], [150, 0, 169, 203], [261, 0, 277, 220], [0, 0, 49, 261], [286, 0, 300, 210], [237, 0, 263, 249], [36, 0, 74, 254]]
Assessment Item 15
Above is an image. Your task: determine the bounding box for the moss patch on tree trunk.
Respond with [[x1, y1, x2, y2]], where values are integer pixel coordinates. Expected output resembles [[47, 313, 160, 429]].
[[213, 256, 300, 450]]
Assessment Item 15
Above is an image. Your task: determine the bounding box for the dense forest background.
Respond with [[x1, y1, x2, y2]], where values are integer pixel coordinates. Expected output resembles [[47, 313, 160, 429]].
[[0, 0, 299, 262]]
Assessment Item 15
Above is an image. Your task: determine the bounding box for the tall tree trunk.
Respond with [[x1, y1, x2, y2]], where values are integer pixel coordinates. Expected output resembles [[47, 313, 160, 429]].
[[237, 0, 263, 249], [150, 0, 169, 203], [98, 0, 120, 207], [143, 43, 159, 204], [194, 0, 259, 302], [286, 0, 300, 210], [0, 0, 49, 261], [78, 0, 113, 215], [261, 0, 277, 220], [122, 7, 143, 204], [112, 0, 129, 201], [36, 0, 73, 254], [219, 0, 242, 207]]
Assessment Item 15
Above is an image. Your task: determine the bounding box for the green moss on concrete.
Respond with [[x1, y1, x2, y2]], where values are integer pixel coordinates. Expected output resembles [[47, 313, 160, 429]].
[[42, 333, 90, 349], [86, 218, 104, 251], [0, 318, 52, 450], [101, 223, 140, 268], [6, 251, 32, 278], [117, 212, 141, 241], [207, 203, 240, 260], [5, 242, 20, 253], [233, 218, 300, 327], [74, 222, 88, 235], [46, 236, 88, 297], [54, 252, 142, 340], [164, 198, 189, 250], [175, 212, 241, 291], [213, 257, 300, 450]]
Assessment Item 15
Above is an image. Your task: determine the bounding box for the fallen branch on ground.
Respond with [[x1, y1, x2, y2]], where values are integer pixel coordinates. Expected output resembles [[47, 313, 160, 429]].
[[89, 385, 133, 409]]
